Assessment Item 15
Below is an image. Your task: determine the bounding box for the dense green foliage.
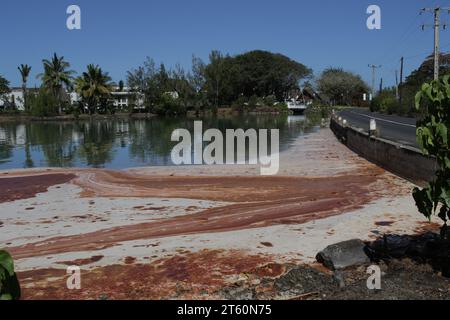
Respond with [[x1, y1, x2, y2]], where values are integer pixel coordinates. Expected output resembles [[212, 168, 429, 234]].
[[402, 54, 450, 111], [0, 250, 21, 300], [38, 53, 75, 114], [0, 75, 11, 108], [316, 68, 369, 106], [127, 50, 312, 114], [370, 87, 410, 115], [373, 53, 450, 116], [0, 75, 9, 94], [3, 50, 315, 116], [413, 76, 450, 238], [27, 88, 60, 117], [203, 50, 312, 105], [75, 64, 113, 114], [126, 58, 195, 115]]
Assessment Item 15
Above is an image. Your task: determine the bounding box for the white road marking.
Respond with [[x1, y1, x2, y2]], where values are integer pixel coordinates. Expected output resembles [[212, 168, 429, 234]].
[[347, 110, 416, 128]]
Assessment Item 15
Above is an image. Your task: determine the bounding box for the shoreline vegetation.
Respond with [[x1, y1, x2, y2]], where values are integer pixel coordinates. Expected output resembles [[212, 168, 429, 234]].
[[0, 50, 446, 120], [0, 50, 313, 118], [1, 50, 374, 120]]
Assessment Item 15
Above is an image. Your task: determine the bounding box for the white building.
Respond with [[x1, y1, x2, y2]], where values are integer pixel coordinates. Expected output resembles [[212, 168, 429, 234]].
[[0, 88, 26, 111], [70, 86, 145, 110], [1, 86, 156, 112]]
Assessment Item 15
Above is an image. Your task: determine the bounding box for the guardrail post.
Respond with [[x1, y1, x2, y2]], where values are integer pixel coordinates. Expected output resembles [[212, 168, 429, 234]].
[[369, 118, 377, 137]]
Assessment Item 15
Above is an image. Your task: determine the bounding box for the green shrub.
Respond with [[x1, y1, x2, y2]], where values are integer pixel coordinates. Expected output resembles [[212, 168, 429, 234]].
[[413, 76, 450, 239], [27, 89, 59, 117], [247, 95, 259, 109], [274, 102, 288, 110], [263, 95, 277, 107], [370, 91, 399, 114], [231, 96, 248, 112], [370, 89, 415, 116], [305, 103, 331, 118], [65, 103, 83, 117], [153, 93, 185, 116], [0, 250, 21, 300]]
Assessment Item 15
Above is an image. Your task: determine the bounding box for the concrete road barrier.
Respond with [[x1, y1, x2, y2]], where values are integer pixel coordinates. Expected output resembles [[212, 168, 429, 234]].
[[330, 117, 437, 185]]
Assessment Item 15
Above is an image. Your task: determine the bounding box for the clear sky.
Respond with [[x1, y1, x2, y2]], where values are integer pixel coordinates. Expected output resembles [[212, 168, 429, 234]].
[[1, 0, 449, 88]]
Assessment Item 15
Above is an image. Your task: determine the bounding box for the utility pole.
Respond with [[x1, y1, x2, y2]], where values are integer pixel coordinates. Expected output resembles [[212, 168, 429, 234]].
[[379, 77, 383, 94], [399, 57, 404, 104], [368, 64, 381, 97], [395, 70, 399, 99], [421, 7, 450, 80]]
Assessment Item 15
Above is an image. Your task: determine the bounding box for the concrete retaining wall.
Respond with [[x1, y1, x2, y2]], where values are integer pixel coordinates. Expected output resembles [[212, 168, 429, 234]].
[[330, 118, 438, 184]]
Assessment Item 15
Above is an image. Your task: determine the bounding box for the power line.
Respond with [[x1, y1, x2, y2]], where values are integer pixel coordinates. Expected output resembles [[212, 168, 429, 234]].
[[374, 4, 450, 87], [376, 13, 422, 65], [420, 6, 450, 79]]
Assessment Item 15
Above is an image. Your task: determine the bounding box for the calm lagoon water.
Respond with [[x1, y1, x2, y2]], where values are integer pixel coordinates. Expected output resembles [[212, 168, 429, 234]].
[[0, 114, 322, 170]]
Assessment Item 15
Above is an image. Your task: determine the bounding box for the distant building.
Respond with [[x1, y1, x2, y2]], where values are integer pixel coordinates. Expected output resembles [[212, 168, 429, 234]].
[[111, 87, 145, 109], [70, 86, 145, 110], [0, 86, 156, 112], [0, 88, 26, 111], [0, 87, 45, 111]]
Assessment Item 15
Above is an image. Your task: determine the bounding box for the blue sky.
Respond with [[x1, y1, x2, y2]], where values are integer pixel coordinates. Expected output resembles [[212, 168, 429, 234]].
[[1, 0, 449, 88]]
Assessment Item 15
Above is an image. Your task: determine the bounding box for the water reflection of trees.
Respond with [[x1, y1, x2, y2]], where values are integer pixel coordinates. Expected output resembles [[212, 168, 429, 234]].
[[0, 123, 16, 164], [25, 122, 78, 167], [0, 113, 322, 169], [76, 121, 116, 168]]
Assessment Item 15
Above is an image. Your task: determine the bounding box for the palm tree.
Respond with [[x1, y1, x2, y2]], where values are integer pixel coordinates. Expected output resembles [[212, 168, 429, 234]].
[[75, 64, 113, 114], [18, 64, 32, 111], [38, 53, 75, 114]]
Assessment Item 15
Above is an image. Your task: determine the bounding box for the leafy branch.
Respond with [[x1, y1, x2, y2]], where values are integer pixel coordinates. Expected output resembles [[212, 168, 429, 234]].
[[414, 76, 450, 239], [0, 250, 21, 300]]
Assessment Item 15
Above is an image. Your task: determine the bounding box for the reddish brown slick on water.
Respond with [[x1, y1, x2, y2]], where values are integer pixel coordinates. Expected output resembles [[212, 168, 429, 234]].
[[18, 249, 275, 300], [0, 173, 76, 204], [7, 168, 393, 260]]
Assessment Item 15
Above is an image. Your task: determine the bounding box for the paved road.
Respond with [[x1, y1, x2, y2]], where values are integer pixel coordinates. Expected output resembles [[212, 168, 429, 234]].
[[338, 108, 418, 147]]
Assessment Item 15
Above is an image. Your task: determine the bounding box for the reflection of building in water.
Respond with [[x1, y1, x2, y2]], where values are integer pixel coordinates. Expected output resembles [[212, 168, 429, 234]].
[[287, 115, 306, 124], [116, 121, 130, 134], [134, 121, 146, 136], [0, 127, 6, 143], [286, 115, 307, 131], [15, 124, 26, 145], [72, 131, 82, 144]]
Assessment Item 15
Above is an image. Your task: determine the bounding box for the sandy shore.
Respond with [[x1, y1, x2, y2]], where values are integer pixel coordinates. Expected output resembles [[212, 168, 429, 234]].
[[0, 128, 437, 299]]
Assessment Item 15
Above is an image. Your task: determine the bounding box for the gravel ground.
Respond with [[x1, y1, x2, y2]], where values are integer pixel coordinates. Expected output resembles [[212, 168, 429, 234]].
[[219, 258, 450, 300]]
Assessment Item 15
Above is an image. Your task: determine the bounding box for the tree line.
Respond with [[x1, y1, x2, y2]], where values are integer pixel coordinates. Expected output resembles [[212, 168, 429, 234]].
[[0, 53, 114, 116], [1, 49, 376, 117], [125, 50, 313, 115]]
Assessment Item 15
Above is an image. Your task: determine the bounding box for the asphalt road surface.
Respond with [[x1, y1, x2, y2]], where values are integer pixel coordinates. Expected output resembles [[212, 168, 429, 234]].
[[338, 108, 418, 147]]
